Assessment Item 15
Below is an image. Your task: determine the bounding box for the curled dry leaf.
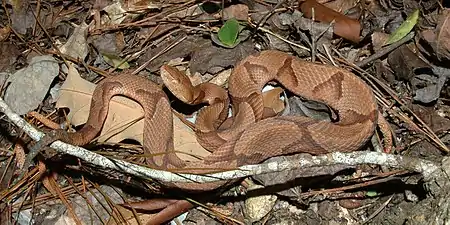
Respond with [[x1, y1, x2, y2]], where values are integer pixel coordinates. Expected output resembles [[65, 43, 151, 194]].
[[291, 11, 334, 53], [299, 0, 361, 43], [100, 0, 162, 24]]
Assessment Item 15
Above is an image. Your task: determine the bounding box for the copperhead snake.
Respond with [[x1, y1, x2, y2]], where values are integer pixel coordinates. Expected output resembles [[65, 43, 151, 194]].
[[32, 50, 391, 192]]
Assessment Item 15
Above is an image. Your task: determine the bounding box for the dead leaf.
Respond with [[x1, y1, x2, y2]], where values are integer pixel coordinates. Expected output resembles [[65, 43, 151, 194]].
[[322, 0, 356, 17], [299, 0, 361, 43], [102, 2, 127, 24], [290, 11, 334, 53], [90, 32, 124, 56], [387, 45, 430, 81], [137, 24, 179, 42], [9, 0, 35, 35], [60, 22, 89, 61], [371, 32, 389, 51], [56, 65, 208, 161], [420, 9, 450, 61], [0, 42, 20, 72], [223, 4, 249, 21], [244, 182, 277, 223], [434, 10, 450, 59], [41, 173, 59, 198], [284, 96, 333, 121], [189, 37, 256, 74], [411, 104, 450, 133], [166, 4, 204, 19], [412, 66, 450, 103], [208, 68, 231, 86]]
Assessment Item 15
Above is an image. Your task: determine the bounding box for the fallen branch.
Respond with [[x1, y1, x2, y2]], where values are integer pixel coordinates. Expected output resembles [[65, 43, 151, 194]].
[[0, 97, 441, 184]]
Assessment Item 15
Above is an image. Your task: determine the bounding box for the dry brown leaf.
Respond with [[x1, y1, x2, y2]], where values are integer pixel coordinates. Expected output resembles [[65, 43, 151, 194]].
[[56, 65, 208, 162], [299, 0, 361, 43], [209, 68, 232, 86], [0, 42, 20, 72], [421, 9, 450, 60], [387, 45, 430, 81], [371, 32, 390, 51], [223, 4, 249, 21], [435, 10, 450, 60], [59, 22, 89, 60], [322, 0, 356, 17]]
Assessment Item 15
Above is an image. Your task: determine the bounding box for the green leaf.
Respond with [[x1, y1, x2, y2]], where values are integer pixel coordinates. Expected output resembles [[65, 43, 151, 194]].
[[366, 191, 378, 197], [385, 9, 419, 45], [218, 18, 240, 47], [102, 53, 130, 69]]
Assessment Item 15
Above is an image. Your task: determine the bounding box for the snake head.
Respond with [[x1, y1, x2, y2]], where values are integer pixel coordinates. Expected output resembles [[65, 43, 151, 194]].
[[160, 65, 195, 103]]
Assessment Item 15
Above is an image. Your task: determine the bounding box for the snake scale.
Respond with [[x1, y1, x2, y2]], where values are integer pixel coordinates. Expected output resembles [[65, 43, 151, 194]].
[[34, 50, 389, 191]]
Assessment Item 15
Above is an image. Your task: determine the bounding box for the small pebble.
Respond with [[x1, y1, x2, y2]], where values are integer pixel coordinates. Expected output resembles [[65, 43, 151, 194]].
[[244, 184, 278, 223]]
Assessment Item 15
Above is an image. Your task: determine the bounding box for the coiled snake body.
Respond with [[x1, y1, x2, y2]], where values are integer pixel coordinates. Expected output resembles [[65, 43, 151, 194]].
[[34, 50, 389, 191]]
